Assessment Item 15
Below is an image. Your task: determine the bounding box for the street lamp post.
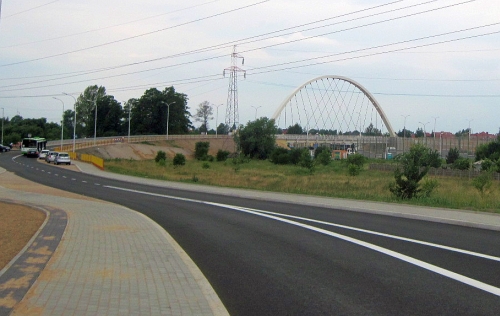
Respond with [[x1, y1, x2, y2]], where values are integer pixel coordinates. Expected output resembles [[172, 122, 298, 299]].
[[215, 104, 222, 138], [419, 121, 430, 144], [251, 105, 262, 119], [165, 101, 175, 140], [62, 92, 77, 152], [53, 97, 65, 150], [432, 116, 439, 151], [401, 114, 410, 154], [467, 119, 473, 157]]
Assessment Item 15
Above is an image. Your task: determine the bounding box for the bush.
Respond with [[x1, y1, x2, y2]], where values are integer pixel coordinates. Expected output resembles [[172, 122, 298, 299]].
[[270, 147, 290, 165], [155, 150, 167, 163], [446, 147, 460, 164], [195, 141, 210, 160], [425, 150, 442, 168], [289, 148, 305, 165], [173, 153, 186, 166], [472, 171, 493, 196], [453, 157, 471, 170], [202, 162, 210, 169], [157, 159, 167, 167], [315, 148, 332, 166], [346, 153, 366, 168], [420, 178, 439, 198], [389, 144, 430, 199], [216, 150, 230, 162], [299, 150, 314, 174], [348, 164, 360, 177]]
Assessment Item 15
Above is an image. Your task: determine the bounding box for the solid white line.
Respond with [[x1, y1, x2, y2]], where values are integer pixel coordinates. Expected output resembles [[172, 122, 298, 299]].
[[247, 209, 500, 262], [104, 185, 500, 297]]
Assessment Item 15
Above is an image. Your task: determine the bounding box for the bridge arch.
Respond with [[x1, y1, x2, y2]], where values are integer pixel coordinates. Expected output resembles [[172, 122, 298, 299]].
[[272, 75, 396, 137]]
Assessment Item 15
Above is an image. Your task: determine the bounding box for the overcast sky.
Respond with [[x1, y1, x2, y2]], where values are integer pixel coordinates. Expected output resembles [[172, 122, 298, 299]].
[[0, 0, 498, 134]]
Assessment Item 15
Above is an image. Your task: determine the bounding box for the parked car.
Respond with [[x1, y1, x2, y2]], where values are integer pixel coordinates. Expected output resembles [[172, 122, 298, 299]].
[[45, 151, 58, 163], [0, 144, 11, 152], [38, 149, 50, 159], [55, 152, 71, 165]]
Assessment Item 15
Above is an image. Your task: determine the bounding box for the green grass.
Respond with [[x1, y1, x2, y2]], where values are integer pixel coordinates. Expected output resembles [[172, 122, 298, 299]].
[[104, 158, 500, 213]]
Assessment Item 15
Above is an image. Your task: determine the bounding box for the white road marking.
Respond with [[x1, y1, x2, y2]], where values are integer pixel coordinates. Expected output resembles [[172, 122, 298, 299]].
[[104, 185, 500, 297], [251, 209, 500, 262], [82, 181, 87, 183]]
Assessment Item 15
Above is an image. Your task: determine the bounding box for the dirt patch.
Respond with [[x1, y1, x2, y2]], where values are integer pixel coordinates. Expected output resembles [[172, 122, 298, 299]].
[[0, 203, 45, 271], [77, 138, 236, 160]]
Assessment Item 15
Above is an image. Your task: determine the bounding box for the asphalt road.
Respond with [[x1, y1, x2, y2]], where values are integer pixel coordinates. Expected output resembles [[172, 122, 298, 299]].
[[1, 152, 500, 315]]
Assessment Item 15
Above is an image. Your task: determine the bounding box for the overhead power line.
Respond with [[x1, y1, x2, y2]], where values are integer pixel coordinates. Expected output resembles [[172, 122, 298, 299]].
[[0, 0, 270, 68]]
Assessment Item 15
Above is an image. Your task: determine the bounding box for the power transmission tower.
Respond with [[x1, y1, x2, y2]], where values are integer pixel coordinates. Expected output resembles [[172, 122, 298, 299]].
[[223, 45, 245, 133]]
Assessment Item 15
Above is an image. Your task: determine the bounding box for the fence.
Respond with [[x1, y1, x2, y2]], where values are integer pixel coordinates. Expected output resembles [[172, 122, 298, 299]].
[[369, 163, 500, 181]]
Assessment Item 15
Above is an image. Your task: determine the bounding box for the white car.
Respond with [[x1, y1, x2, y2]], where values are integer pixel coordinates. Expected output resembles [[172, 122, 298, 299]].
[[54, 152, 71, 165], [38, 149, 50, 159]]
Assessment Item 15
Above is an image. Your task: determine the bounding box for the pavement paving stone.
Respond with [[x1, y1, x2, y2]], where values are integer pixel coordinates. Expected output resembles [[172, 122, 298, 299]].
[[0, 165, 229, 316]]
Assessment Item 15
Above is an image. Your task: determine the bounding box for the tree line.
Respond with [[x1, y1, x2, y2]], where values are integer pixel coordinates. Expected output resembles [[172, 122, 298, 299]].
[[2, 85, 200, 144]]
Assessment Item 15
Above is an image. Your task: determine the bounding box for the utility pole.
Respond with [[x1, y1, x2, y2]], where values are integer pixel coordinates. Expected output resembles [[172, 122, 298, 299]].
[[223, 45, 245, 133], [62, 93, 77, 153]]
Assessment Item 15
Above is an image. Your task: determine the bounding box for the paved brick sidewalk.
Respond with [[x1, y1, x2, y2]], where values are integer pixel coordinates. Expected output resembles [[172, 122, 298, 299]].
[[0, 167, 228, 316]]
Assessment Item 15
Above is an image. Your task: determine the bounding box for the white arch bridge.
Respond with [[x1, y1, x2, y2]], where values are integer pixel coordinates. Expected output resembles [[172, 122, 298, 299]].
[[271, 75, 399, 158], [272, 75, 396, 137]]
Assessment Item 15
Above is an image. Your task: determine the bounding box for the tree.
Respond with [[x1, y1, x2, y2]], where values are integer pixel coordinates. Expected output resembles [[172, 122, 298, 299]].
[[364, 123, 382, 136], [389, 144, 433, 199], [235, 117, 277, 159], [75, 85, 106, 138], [194, 101, 213, 133], [195, 141, 210, 160], [286, 123, 303, 135], [270, 147, 291, 165], [475, 135, 500, 162], [131, 86, 191, 135], [446, 147, 460, 164]]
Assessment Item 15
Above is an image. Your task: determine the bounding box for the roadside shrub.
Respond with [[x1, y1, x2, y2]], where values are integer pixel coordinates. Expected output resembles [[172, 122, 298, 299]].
[[453, 157, 471, 170], [299, 150, 314, 174], [173, 153, 186, 166], [207, 155, 214, 162], [480, 158, 494, 171], [194, 141, 210, 160], [446, 147, 460, 164], [425, 150, 442, 168], [216, 150, 230, 162], [348, 164, 360, 177], [202, 162, 210, 169], [289, 147, 306, 165], [472, 171, 493, 196], [270, 147, 290, 165], [314, 146, 330, 159], [157, 159, 167, 167], [420, 178, 439, 198], [155, 150, 167, 163], [316, 148, 332, 166], [346, 153, 366, 168], [389, 144, 430, 199]]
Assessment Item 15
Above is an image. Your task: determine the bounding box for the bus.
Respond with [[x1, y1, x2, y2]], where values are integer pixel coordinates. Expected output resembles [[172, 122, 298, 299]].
[[21, 137, 47, 156]]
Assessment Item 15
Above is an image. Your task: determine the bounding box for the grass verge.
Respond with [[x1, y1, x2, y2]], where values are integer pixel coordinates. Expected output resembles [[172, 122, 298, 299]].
[[104, 158, 500, 213]]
